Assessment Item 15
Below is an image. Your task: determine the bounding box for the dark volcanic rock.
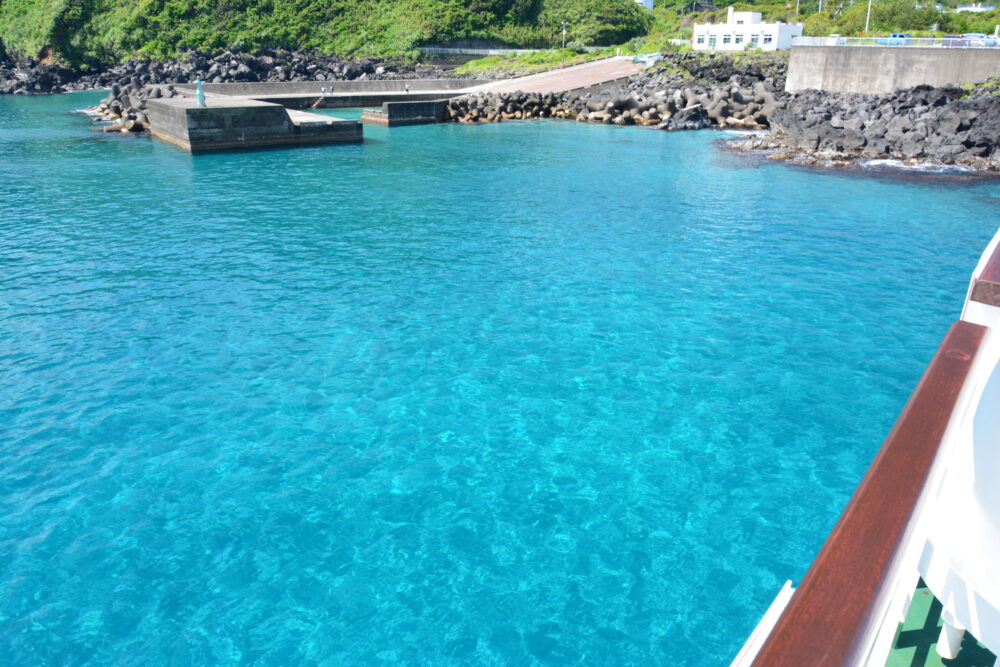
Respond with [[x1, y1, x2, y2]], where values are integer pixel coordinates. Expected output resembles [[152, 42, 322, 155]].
[[739, 83, 1000, 169], [445, 53, 788, 132], [663, 105, 710, 130], [0, 48, 467, 96]]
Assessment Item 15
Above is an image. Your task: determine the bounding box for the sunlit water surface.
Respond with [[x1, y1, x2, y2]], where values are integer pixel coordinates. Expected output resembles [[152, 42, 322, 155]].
[[2, 93, 999, 665]]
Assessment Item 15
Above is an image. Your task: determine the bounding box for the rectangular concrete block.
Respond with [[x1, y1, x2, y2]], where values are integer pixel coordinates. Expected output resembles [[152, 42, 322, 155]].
[[361, 100, 447, 126], [147, 97, 362, 153], [787, 46, 1000, 94]]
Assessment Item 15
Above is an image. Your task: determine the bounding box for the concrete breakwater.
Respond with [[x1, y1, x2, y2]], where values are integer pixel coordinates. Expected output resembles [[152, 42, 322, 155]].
[[89, 82, 185, 133], [190, 79, 477, 96], [443, 58, 787, 130], [444, 83, 782, 129], [86, 78, 364, 151], [85, 76, 468, 134], [732, 84, 1000, 170], [145, 97, 361, 152], [211, 80, 476, 110]]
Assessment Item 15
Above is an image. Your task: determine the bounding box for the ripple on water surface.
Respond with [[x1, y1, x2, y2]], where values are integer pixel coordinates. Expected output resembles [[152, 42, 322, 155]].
[[1, 93, 999, 665]]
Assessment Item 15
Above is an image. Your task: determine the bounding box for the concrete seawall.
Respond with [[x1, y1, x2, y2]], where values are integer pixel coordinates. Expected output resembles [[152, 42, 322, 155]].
[[251, 92, 460, 109], [186, 79, 480, 96], [786, 46, 1000, 94]]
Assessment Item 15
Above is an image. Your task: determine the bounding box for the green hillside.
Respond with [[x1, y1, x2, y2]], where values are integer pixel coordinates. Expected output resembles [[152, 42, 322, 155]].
[[0, 0, 653, 65]]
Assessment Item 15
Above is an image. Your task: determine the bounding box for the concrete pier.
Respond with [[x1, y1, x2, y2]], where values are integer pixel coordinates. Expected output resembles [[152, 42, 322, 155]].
[[146, 96, 361, 153], [468, 57, 645, 94], [178, 79, 479, 109], [144, 59, 646, 151], [252, 91, 457, 109], [361, 100, 447, 126], [187, 79, 480, 96]]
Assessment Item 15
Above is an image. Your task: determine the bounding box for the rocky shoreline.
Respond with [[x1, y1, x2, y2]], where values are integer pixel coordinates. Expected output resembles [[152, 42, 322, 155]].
[[444, 53, 1000, 173], [0, 47, 461, 96], [444, 54, 787, 130], [7, 42, 1000, 173], [88, 83, 186, 134], [729, 84, 1000, 172], [0, 46, 475, 132]]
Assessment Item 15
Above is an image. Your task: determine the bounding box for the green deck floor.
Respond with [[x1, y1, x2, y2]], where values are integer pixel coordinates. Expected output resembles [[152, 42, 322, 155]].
[[887, 584, 996, 667]]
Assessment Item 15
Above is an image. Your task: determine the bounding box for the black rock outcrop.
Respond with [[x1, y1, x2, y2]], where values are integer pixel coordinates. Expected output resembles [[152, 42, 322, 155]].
[[736, 83, 1000, 170]]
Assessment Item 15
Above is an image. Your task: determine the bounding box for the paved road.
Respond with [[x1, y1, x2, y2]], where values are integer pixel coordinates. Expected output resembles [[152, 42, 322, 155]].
[[469, 57, 645, 94]]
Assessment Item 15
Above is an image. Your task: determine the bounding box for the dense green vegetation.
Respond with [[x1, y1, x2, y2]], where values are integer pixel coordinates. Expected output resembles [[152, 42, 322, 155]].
[[0, 0, 652, 65], [2, 0, 998, 68]]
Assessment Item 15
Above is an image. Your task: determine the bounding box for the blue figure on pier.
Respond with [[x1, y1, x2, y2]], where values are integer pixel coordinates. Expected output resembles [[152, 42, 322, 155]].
[[195, 78, 206, 107]]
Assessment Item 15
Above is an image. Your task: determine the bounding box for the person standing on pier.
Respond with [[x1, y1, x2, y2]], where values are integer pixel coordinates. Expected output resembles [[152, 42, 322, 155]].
[[194, 78, 206, 107]]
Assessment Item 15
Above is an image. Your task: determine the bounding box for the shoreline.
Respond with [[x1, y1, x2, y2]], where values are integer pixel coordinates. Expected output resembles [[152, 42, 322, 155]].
[[723, 135, 1000, 175], [16, 49, 1000, 175]]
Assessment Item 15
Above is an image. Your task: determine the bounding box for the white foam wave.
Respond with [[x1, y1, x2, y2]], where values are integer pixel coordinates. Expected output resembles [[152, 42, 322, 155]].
[[721, 129, 767, 137], [861, 158, 975, 173]]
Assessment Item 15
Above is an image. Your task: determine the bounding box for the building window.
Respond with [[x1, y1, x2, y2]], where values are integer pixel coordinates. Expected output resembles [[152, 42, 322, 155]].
[[736, 19, 744, 24], [751, 34, 760, 45], [697, 35, 705, 44], [723, 34, 731, 44], [735, 34, 744, 43], [763, 34, 773, 44], [709, 36, 717, 47]]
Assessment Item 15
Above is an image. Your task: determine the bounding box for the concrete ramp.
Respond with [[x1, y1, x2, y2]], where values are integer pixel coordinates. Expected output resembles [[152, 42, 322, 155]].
[[469, 57, 646, 94]]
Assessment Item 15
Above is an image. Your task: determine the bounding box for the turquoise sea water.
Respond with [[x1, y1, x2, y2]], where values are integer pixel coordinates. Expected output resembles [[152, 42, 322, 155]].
[[2, 92, 999, 666]]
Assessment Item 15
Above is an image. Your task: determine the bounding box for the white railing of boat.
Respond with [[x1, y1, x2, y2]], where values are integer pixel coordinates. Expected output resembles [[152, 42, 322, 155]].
[[740, 227, 1000, 666], [730, 581, 795, 666]]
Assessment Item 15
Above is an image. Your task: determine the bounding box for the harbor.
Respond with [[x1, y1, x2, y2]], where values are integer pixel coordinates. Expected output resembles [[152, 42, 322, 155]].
[[129, 56, 645, 152], [4, 87, 999, 664], [6, 0, 1000, 662]]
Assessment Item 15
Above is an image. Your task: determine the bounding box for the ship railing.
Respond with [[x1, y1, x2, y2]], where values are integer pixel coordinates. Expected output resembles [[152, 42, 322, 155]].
[[793, 35, 1000, 48], [738, 229, 1000, 666]]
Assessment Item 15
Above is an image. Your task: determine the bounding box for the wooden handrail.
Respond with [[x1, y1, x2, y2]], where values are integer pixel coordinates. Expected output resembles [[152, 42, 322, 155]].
[[970, 239, 1000, 307], [751, 319, 987, 666]]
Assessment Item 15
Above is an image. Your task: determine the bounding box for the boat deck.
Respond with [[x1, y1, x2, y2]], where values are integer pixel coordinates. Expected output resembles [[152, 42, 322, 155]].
[[887, 584, 996, 666]]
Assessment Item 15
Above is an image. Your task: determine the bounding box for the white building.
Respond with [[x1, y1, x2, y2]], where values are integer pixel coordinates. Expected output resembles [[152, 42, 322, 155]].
[[634, 0, 654, 9], [692, 7, 803, 51], [957, 2, 996, 10]]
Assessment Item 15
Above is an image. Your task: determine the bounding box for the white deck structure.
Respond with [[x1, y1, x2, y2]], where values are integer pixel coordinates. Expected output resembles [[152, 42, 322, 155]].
[[917, 231, 1000, 664]]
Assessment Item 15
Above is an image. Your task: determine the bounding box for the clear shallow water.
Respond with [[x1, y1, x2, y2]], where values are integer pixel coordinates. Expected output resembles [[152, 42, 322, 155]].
[[2, 92, 998, 666]]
